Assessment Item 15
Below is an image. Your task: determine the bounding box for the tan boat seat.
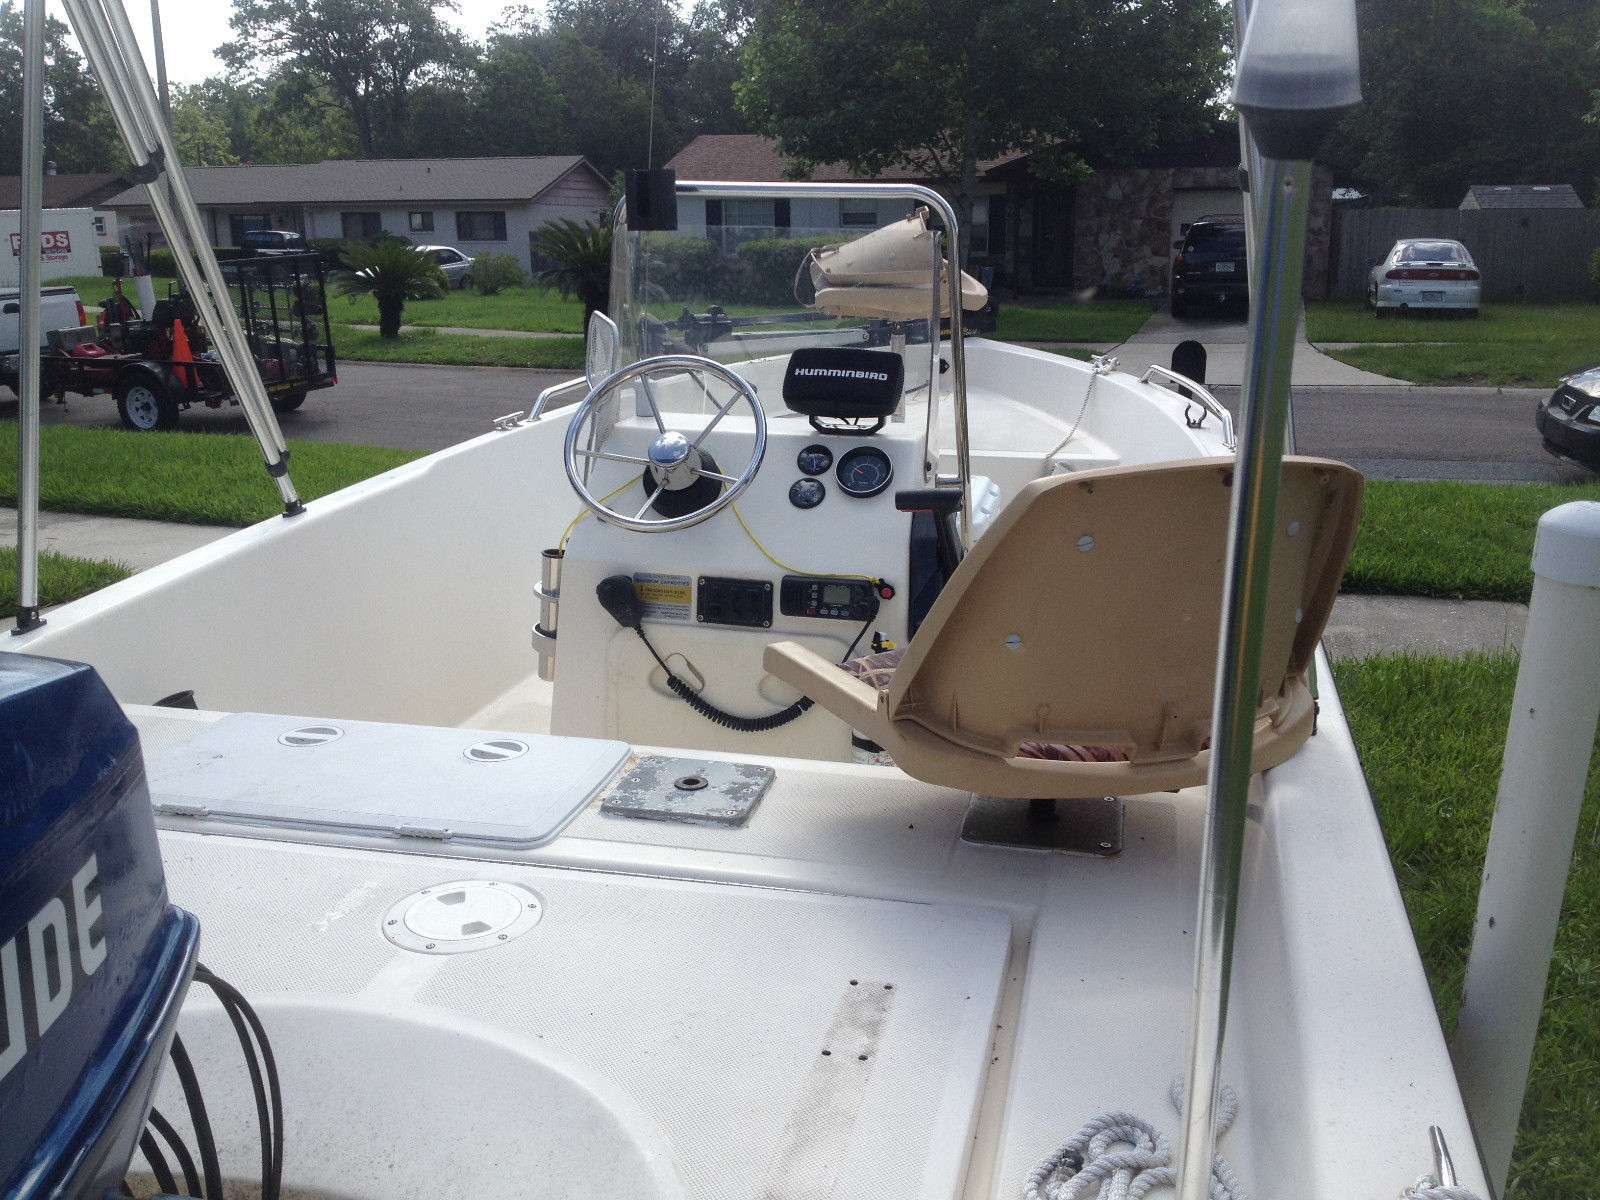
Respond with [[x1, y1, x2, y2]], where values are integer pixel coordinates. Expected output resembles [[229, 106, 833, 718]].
[[764, 457, 1363, 798]]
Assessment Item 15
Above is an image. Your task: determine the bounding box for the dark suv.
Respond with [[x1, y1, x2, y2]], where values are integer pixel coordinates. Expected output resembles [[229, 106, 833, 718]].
[[1170, 216, 1247, 318]]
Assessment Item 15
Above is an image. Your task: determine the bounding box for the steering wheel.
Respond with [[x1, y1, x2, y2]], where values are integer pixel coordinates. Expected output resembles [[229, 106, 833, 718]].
[[562, 354, 767, 532]]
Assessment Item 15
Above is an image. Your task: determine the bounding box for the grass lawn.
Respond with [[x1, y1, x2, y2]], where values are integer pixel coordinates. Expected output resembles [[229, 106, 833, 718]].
[[0, 426, 424, 526], [0, 546, 131, 619], [332, 325, 585, 370], [1347, 479, 1600, 602], [991, 298, 1156, 343], [331, 287, 584, 333], [1306, 301, 1600, 386], [1334, 652, 1600, 1199]]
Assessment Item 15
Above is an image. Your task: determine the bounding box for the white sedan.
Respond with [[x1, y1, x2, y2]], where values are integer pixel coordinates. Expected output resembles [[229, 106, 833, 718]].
[[417, 245, 474, 288], [1368, 239, 1481, 317]]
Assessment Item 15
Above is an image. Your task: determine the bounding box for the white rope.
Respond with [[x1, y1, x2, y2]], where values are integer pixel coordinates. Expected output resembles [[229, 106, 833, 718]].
[[1024, 1079, 1245, 1200]]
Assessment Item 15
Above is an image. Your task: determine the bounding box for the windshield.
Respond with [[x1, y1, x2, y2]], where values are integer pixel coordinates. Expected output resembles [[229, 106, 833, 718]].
[[610, 194, 950, 407]]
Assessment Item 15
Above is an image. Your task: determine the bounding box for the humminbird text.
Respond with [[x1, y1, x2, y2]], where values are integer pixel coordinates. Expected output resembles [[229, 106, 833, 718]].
[[794, 368, 891, 381]]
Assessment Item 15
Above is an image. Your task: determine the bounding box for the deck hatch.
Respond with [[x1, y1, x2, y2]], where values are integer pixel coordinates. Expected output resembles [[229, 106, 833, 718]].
[[146, 712, 629, 849]]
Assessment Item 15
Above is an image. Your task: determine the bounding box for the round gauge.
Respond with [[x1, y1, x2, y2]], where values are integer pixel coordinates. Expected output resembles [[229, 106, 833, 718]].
[[796, 444, 834, 476], [788, 477, 826, 509], [835, 446, 893, 498]]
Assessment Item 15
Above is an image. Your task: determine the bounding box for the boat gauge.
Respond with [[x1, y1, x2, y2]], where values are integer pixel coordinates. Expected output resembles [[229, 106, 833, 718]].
[[796, 444, 833, 475], [789, 478, 826, 509], [835, 446, 893, 498]]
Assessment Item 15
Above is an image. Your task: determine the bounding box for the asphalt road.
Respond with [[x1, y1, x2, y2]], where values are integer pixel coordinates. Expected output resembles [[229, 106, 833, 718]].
[[12, 362, 577, 451], [5, 361, 1593, 482]]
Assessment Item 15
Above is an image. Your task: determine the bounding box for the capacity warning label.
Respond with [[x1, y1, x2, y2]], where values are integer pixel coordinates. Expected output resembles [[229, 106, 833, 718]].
[[633, 572, 692, 622]]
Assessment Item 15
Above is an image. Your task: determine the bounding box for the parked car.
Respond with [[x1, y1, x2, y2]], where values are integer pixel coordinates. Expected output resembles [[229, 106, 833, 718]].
[[416, 245, 472, 288], [1368, 239, 1481, 317], [1170, 215, 1248, 318], [1535, 363, 1600, 471], [240, 229, 314, 256]]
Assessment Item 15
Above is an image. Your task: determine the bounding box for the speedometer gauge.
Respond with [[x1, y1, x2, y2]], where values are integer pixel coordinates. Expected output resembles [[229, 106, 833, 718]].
[[835, 446, 893, 498]]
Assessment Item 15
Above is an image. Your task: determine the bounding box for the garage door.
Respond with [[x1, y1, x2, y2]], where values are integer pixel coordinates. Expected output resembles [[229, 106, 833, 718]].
[[1171, 189, 1243, 249]]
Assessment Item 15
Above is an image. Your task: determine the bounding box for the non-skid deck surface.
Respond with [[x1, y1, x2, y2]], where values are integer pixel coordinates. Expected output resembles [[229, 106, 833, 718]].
[[158, 833, 1011, 1200]]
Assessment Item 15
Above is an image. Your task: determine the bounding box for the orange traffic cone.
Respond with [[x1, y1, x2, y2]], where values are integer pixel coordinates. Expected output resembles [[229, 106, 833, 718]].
[[170, 317, 194, 388]]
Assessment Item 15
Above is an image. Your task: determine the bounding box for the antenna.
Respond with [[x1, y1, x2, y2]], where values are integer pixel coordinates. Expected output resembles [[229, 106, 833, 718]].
[[646, 0, 662, 167]]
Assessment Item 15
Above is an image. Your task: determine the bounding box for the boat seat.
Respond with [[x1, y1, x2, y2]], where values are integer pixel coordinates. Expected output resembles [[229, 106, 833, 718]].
[[764, 457, 1363, 798]]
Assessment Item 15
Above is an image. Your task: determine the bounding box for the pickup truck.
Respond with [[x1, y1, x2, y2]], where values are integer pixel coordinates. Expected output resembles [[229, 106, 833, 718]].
[[0, 284, 86, 357]]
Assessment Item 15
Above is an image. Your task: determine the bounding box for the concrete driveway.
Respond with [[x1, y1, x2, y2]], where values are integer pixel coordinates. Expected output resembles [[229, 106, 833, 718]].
[[1103, 307, 1400, 387]]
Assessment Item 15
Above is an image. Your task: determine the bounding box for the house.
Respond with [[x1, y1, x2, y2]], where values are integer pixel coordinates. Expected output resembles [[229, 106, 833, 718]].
[[667, 129, 1335, 298], [1459, 184, 1584, 210], [103, 156, 611, 272], [0, 171, 132, 246]]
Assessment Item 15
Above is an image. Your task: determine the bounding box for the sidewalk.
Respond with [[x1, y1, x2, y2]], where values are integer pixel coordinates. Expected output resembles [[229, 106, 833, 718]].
[[2, 507, 1526, 659]]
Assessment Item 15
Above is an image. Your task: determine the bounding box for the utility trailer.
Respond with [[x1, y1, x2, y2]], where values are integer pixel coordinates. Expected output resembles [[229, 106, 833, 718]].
[[0, 251, 337, 430]]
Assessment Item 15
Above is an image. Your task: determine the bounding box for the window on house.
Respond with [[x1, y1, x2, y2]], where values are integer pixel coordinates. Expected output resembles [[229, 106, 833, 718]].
[[409, 211, 434, 233], [839, 200, 879, 228], [456, 211, 507, 241], [93, 214, 106, 236], [341, 211, 382, 239], [721, 199, 776, 228], [968, 196, 990, 256], [229, 214, 270, 244]]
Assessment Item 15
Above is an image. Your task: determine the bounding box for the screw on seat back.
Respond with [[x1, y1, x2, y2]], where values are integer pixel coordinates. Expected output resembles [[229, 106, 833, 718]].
[[764, 457, 1363, 798]]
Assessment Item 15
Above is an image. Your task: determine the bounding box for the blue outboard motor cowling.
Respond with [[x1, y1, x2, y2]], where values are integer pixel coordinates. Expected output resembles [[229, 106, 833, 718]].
[[0, 653, 199, 1200]]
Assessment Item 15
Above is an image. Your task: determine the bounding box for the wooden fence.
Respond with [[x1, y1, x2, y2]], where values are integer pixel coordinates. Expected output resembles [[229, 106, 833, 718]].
[[1328, 208, 1600, 303]]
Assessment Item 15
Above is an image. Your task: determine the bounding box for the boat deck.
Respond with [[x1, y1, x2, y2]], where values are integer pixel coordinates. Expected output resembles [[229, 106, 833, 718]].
[[127, 690, 1486, 1200]]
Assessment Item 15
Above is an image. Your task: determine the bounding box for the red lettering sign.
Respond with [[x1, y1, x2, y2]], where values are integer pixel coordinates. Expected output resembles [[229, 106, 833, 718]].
[[8, 230, 73, 257]]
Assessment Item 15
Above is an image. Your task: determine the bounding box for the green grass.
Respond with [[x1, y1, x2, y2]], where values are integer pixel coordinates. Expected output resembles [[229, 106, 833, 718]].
[[1334, 652, 1600, 1199], [1346, 479, 1600, 601], [0, 546, 131, 619], [991, 298, 1156, 342], [331, 325, 585, 370], [1306, 301, 1600, 386], [330, 286, 585, 333], [0, 426, 424, 526]]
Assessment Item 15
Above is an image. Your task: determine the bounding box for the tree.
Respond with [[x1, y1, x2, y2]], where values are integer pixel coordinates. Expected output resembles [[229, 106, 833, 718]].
[[221, 0, 464, 156], [171, 85, 239, 166], [0, 1, 121, 174], [736, 0, 1228, 256], [1331, 0, 1600, 205], [333, 240, 446, 337], [530, 217, 612, 323]]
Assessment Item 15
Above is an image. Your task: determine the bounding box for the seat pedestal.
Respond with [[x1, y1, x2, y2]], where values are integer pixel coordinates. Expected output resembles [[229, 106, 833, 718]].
[[961, 794, 1124, 855]]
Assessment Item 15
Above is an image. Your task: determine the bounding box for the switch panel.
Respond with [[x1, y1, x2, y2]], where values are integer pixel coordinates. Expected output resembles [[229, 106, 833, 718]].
[[696, 576, 773, 628]]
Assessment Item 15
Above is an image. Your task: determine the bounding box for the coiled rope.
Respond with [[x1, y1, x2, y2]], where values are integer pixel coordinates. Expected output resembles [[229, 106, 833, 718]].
[[1024, 1080, 1243, 1200]]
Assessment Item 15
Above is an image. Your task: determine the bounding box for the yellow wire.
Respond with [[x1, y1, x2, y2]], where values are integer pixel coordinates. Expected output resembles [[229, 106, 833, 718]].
[[558, 474, 644, 551], [732, 504, 878, 582]]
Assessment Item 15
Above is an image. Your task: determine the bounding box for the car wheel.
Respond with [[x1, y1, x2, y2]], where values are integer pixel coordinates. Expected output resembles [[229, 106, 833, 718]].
[[460, 274, 472, 290], [1373, 304, 1388, 320], [115, 375, 178, 431], [1170, 297, 1187, 319], [1466, 308, 1480, 319], [271, 389, 307, 413]]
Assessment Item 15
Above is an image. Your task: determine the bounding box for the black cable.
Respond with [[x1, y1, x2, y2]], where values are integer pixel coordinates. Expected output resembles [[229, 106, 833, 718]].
[[147, 1107, 202, 1198], [168, 1034, 224, 1200], [138, 1128, 179, 1197], [633, 627, 813, 731], [194, 965, 283, 1200]]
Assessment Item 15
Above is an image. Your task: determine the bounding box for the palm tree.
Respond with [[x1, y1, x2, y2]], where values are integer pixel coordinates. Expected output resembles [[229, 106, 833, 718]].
[[333, 241, 447, 338], [529, 218, 613, 323]]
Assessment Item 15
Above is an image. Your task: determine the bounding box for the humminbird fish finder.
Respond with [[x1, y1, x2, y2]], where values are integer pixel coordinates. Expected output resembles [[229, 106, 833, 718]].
[[781, 347, 904, 435]]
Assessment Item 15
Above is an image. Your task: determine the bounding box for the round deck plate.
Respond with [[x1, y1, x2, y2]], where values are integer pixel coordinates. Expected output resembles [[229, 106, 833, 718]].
[[383, 880, 543, 954]]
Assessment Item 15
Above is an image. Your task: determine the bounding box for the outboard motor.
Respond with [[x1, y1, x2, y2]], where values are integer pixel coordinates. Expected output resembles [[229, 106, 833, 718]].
[[0, 653, 200, 1199]]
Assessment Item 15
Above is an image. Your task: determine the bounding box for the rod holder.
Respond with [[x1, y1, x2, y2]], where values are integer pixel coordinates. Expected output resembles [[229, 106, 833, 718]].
[[1454, 501, 1600, 1195], [533, 548, 564, 682]]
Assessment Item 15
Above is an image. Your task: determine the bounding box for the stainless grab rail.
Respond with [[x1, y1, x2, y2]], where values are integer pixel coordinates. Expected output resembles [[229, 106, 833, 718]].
[[1138, 364, 1236, 449], [527, 376, 589, 422]]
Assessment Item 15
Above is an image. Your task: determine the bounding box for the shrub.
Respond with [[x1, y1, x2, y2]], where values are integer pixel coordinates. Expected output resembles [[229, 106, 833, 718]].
[[529, 218, 612, 321], [146, 247, 176, 277], [98, 245, 125, 276], [732, 236, 821, 306], [470, 250, 527, 295], [643, 237, 730, 301]]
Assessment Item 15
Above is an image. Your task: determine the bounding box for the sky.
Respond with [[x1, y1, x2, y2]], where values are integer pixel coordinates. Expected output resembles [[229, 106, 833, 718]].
[[45, 0, 525, 85]]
